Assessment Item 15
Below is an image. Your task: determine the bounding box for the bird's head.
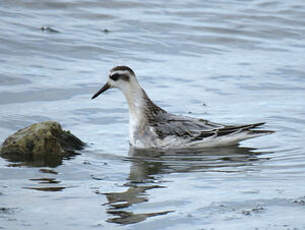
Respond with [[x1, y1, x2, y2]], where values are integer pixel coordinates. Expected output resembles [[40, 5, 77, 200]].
[[91, 66, 138, 99]]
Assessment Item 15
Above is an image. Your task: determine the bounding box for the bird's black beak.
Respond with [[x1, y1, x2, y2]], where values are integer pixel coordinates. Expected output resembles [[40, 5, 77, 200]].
[[91, 82, 111, 99]]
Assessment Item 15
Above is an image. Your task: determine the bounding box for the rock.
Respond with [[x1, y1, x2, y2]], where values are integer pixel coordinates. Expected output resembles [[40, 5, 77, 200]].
[[0, 121, 84, 167]]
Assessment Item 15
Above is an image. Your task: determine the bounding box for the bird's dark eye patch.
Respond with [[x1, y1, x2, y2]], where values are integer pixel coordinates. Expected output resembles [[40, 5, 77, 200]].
[[110, 73, 120, 81], [110, 73, 129, 82]]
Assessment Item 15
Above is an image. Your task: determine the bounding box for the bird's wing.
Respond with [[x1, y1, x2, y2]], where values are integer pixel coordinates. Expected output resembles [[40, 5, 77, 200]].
[[151, 113, 269, 140], [151, 113, 222, 139], [189, 122, 271, 141]]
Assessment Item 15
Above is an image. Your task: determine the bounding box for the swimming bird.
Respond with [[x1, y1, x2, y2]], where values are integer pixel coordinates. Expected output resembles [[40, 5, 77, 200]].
[[92, 66, 273, 149]]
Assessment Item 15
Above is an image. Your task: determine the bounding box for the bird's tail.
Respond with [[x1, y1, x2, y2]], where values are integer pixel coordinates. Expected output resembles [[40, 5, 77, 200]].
[[242, 122, 274, 137]]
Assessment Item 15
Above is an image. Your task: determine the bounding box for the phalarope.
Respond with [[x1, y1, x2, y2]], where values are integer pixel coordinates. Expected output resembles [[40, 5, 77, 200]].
[[92, 66, 273, 149]]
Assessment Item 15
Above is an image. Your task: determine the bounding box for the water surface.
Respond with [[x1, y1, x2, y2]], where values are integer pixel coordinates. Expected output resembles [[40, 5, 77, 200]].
[[1, 0, 305, 229]]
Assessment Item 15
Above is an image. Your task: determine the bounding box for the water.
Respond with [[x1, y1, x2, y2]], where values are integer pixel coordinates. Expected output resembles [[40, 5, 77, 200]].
[[1, 0, 305, 229]]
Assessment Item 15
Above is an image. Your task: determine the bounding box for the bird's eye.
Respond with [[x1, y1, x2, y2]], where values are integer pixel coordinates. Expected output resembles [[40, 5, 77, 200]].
[[110, 73, 120, 81]]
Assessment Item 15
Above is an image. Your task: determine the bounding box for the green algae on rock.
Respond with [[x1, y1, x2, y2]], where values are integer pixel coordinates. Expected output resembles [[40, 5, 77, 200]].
[[0, 121, 84, 166]]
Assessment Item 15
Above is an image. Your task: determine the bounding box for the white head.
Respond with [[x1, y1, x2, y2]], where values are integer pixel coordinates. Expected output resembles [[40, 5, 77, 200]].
[[91, 66, 140, 100]]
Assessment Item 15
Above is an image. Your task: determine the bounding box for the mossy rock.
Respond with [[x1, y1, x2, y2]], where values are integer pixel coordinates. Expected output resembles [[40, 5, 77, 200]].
[[0, 121, 85, 166]]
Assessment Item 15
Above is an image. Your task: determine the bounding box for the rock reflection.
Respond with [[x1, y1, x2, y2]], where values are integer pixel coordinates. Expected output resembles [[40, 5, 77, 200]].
[[23, 186, 66, 192], [104, 145, 270, 225], [24, 177, 65, 192], [29, 178, 60, 184], [39, 168, 58, 174], [1, 153, 77, 167]]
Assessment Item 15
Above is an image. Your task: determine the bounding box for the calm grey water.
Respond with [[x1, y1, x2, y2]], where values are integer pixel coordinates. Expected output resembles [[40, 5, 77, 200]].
[[1, 0, 305, 229]]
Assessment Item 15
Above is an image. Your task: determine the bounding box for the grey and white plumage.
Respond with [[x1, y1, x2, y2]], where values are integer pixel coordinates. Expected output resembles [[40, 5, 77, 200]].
[[92, 66, 273, 149]]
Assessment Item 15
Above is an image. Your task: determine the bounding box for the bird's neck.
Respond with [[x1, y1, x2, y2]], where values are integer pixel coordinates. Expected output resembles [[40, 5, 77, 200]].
[[121, 84, 166, 146], [122, 85, 145, 121], [122, 86, 165, 127]]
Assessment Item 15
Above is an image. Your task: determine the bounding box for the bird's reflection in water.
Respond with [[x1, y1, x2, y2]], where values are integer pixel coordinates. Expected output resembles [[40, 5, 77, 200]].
[[104, 145, 270, 225], [103, 182, 169, 224]]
